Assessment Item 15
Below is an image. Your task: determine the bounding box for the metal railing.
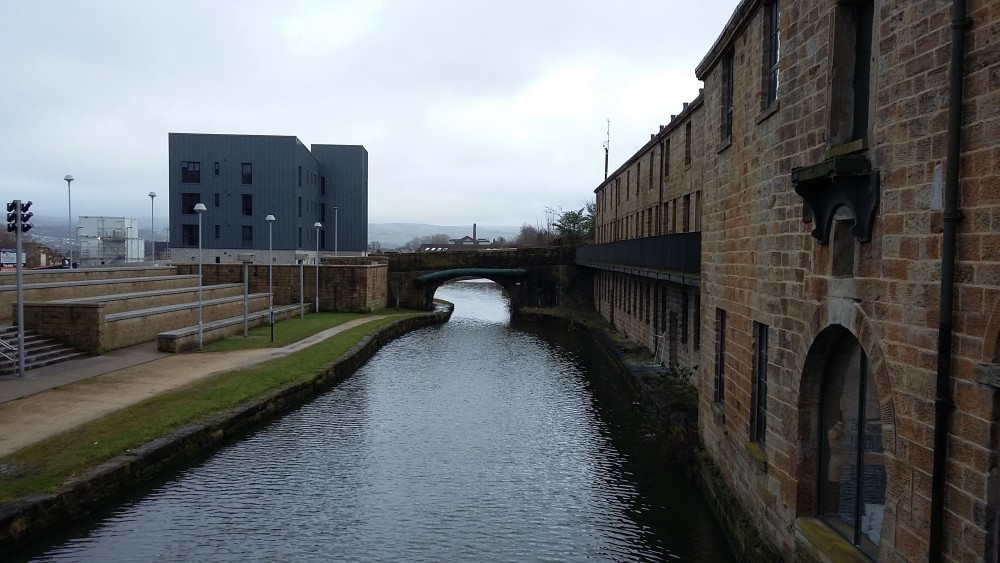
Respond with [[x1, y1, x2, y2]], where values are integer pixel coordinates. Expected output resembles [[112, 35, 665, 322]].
[[0, 337, 17, 364], [575, 232, 701, 275]]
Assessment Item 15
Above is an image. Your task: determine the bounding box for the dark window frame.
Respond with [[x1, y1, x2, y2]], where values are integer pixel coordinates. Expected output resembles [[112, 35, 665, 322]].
[[714, 308, 727, 403], [181, 193, 200, 215], [752, 321, 769, 444], [241, 194, 253, 217], [764, 1, 781, 107], [181, 161, 201, 184], [722, 50, 735, 142], [241, 162, 253, 185]]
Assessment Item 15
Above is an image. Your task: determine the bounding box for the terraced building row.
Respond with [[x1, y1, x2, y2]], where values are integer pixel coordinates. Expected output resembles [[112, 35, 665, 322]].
[[580, 0, 998, 560]]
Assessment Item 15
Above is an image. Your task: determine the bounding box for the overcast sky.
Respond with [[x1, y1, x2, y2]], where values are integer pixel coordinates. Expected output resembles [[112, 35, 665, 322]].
[[1, 0, 737, 228]]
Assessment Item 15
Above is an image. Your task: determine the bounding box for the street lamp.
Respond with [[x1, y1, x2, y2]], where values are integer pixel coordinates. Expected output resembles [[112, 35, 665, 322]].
[[265, 214, 276, 342], [64, 175, 74, 268], [333, 206, 339, 257], [314, 221, 322, 313], [194, 203, 207, 350], [148, 191, 156, 262]]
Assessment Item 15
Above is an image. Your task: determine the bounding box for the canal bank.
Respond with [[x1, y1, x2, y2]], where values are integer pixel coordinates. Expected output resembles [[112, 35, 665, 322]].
[[517, 307, 780, 562], [0, 309, 452, 551]]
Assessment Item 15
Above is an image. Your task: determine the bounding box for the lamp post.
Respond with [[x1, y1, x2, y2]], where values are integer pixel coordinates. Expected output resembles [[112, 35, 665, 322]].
[[64, 175, 74, 268], [265, 214, 276, 342], [194, 203, 207, 350], [333, 206, 339, 257], [148, 191, 156, 262], [314, 222, 322, 313]]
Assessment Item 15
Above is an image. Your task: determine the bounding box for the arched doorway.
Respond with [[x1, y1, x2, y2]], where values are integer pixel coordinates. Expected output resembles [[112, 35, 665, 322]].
[[809, 325, 886, 557]]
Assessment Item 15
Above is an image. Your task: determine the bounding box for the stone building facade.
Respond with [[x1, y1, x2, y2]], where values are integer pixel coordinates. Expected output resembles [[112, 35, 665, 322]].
[[584, 0, 998, 560]]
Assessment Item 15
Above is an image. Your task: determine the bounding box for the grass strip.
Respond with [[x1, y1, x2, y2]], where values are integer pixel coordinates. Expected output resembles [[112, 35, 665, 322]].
[[0, 313, 421, 502]]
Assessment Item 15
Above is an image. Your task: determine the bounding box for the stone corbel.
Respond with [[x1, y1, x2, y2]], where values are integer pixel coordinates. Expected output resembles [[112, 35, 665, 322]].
[[791, 155, 879, 244]]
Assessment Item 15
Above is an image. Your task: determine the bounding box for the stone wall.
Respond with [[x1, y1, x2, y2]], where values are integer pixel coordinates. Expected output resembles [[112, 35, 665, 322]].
[[588, 0, 999, 560], [177, 261, 388, 313]]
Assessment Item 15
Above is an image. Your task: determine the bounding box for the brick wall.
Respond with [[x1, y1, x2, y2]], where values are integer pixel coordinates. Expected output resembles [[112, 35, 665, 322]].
[[177, 261, 388, 313], [588, 0, 999, 560]]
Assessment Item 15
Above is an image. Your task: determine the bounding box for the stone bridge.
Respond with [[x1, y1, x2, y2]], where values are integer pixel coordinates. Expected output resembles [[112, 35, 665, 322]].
[[385, 247, 588, 312]]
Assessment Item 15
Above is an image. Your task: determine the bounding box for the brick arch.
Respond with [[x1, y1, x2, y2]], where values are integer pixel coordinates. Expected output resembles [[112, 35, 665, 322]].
[[791, 299, 897, 515]]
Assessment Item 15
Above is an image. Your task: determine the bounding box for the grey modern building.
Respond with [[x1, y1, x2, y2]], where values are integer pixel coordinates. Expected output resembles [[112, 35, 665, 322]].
[[167, 133, 368, 263]]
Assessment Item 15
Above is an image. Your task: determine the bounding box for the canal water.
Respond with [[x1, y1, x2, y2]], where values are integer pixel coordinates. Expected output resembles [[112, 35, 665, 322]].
[[18, 280, 735, 562]]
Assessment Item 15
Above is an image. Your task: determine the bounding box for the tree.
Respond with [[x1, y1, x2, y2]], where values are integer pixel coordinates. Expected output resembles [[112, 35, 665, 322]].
[[549, 202, 595, 245], [514, 223, 554, 247]]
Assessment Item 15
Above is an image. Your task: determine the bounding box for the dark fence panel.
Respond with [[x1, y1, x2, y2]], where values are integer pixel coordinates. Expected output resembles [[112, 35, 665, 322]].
[[575, 232, 700, 275]]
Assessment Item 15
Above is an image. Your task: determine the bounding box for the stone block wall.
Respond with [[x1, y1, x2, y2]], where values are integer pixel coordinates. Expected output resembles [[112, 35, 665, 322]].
[[22, 303, 105, 355], [177, 261, 388, 313], [586, 0, 999, 560]]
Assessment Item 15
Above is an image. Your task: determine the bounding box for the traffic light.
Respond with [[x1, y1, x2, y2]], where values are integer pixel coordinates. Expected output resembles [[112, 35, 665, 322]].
[[19, 201, 32, 233], [5, 200, 33, 233], [6, 201, 16, 233]]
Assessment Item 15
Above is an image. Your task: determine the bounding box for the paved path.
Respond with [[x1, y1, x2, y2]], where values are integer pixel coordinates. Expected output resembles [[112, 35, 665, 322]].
[[0, 316, 385, 457]]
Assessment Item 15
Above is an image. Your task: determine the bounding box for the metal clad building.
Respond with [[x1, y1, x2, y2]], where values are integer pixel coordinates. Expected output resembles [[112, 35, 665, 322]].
[[167, 133, 368, 263], [311, 144, 368, 254]]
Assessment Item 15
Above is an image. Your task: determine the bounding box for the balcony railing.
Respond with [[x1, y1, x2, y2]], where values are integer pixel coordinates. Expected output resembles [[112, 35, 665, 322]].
[[575, 232, 700, 276]]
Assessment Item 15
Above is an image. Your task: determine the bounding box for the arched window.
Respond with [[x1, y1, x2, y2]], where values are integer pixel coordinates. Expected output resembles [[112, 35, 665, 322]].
[[819, 332, 885, 556]]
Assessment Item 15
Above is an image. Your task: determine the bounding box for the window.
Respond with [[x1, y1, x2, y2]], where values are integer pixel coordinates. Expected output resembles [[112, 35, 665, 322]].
[[684, 122, 692, 165], [694, 293, 701, 350], [181, 224, 198, 246], [648, 152, 654, 188], [214, 224, 220, 239], [683, 194, 692, 233], [242, 226, 253, 248], [714, 308, 727, 403], [298, 166, 302, 187], [321, 203, 326, 222], [298, 196, 302, 218], [663, 139, 671, 177], [637, 162, 642, 194], [320, 229, 326, 250], [298, 226, 303, 247], [819, 332, 884, 557], [214, 193, 220, 207], [722, 51, 735, 141], [214, 162, 220, 176], [242, 194, 253, 217], [626, 171, 631, 200], [181, 161, 200, 183], [181, 193, 200, 215], [829, 0, 874, 146], [681, 290, 689, 344], [752, 322, 769, 444], [320, 176, 326, 195], [764, 1, 781, 107], [241, 163, 253, 185]]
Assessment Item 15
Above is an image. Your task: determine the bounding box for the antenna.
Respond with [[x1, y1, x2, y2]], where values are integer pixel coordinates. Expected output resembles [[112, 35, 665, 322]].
[[603, 118, 610, 180]]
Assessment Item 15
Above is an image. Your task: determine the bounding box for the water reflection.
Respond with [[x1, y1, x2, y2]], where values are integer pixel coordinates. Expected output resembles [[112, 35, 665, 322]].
[[20, 280, 734, 562]]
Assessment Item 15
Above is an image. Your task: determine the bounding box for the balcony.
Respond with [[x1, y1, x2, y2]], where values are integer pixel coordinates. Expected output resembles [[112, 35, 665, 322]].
[[575, 232, 701, 282]]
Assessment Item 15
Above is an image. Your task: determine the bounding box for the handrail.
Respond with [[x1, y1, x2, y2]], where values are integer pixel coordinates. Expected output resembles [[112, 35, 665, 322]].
[[0, 337, 17, 364]]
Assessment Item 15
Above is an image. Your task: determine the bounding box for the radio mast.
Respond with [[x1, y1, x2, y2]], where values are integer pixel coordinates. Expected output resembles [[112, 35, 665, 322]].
[[603, 119, 610, 180]]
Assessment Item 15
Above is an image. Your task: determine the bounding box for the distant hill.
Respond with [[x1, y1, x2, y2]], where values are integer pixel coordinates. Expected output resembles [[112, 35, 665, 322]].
[[23, 216, 521, 251], [369, 223, 520, 249]]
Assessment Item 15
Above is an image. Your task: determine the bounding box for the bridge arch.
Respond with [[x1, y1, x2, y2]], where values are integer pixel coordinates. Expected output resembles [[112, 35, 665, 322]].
[[384, 247, 583, 312], [413, 268, 527, 310]]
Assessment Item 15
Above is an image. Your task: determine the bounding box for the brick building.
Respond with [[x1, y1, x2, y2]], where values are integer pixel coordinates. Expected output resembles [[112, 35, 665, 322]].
[[584, 0, 998, 560]]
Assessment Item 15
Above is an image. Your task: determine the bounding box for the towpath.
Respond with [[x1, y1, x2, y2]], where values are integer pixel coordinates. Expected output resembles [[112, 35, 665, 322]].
[[0, 316, 385, 457]]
